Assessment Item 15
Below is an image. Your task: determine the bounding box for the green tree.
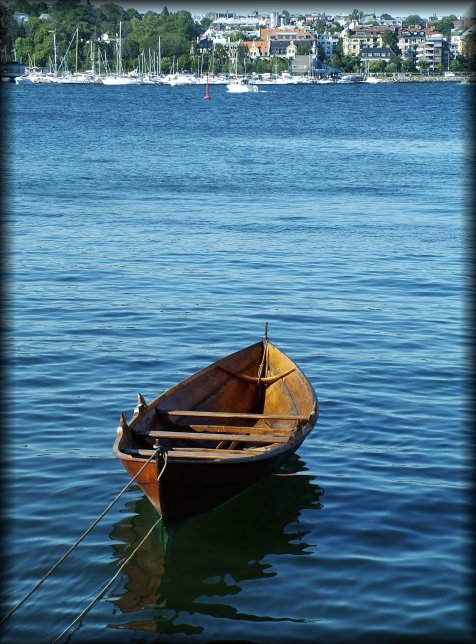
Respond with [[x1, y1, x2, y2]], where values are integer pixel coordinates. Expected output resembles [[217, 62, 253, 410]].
[[296, 43, 311, 55], [463, 29, 476, 70], [340, 53, 360, 71], [401, 58, 416, 72], [12, 0, 38, 15], [229, 30, 246, 42], [349, 9, 364, 22], [312, 19, 327, 34], [385, 59, 401, 73], [177, 52, 190, 71], [160, 55, 171, 73], [449, 58, 462, 72], [434, 15, 457, 39], [317, 44, 326, 61], [0, 5, 18, 57], [212, 43, 228, 73], [236, 42, 248, 74], [402, 15, 424, 27], [382, 29, 399, 54], [368, 60, 386, 73], [418, 59, 430, 73], [121, 36, 139, 69], [200, 16, 212, 31]]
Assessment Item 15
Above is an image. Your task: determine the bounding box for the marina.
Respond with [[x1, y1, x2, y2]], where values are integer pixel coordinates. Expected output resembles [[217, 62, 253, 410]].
[[10, 69, 474, 85]]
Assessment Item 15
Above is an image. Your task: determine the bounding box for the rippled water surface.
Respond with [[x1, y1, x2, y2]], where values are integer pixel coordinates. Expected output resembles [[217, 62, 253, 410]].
[[2, 81, 473, 643]]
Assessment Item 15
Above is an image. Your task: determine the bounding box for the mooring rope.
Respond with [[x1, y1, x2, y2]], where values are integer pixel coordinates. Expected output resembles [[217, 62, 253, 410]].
[[52, 452, 168, 643], [0, 446, 165, 626]]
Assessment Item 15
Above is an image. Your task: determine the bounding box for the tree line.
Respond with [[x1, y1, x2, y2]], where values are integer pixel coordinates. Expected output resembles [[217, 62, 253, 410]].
[[1, 1, 209, 73]]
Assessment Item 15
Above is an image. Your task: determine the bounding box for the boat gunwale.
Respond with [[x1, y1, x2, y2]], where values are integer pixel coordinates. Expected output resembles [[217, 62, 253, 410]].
[[113, 339, 317, 464]]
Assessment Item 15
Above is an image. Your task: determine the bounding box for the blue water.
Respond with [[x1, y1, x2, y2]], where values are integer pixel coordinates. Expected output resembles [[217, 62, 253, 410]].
[[2, 81, 473, 643]]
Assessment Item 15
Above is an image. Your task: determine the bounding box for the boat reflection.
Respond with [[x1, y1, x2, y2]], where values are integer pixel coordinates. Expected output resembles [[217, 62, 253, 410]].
[[108, 456, 324, 636]]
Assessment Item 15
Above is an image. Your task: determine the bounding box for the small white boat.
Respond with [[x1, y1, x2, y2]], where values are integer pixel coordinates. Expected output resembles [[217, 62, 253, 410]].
[[226, 77, 259, 93], [337, 74, 364, 84], [161, 73, 196, 86], [15, 75, 34, 84], [101, 75, 142, 85], [56, 72, 98, 84]]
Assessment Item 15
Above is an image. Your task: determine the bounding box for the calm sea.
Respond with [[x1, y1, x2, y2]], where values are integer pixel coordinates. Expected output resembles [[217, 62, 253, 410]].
[[1, 80, 473, 643]]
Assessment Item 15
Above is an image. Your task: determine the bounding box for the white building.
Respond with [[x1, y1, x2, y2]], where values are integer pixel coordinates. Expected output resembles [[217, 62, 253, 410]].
[[317, 33, 340, 58]]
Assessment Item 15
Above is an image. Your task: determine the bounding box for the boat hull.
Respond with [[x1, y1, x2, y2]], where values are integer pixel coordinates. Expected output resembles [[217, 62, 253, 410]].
[[113, 338, 317, 527], [119, 443, 302, 525]]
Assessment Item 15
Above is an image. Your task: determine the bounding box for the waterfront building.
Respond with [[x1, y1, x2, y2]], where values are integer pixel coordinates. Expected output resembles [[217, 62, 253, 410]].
[[450, 25, 468, 57], [359, 46, 396, 63], [246, 40, 269, 59], [316, 33, 340, 58], [397, 27, 435, 63], [451, 22, 476, 59], [289, 53, 321, 75], [341, 25, 395, 56], [417, 34, 449, 69]]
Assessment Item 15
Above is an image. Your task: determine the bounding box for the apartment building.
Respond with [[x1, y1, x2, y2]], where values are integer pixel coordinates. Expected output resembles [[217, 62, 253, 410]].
[[397, 28, 435, 63], [417, 34, 450, 68], [341, 25, 394, 56], [316, 33, 340, 58], [451, 22, 476, 58]]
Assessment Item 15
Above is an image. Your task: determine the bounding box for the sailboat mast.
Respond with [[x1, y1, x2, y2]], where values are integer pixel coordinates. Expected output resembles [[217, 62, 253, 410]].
[[75, 27, 79, 74], [118, 21, 122, 75]]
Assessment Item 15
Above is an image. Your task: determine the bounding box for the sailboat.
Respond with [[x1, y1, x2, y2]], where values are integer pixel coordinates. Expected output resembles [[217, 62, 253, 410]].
[[101, 22, 141, 85]]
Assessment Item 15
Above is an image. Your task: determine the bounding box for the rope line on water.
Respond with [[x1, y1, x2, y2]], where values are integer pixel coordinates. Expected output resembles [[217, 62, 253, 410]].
[[52, 452, 167, 644], [51, 514, 164, 644], [0, 445, 164, 626]]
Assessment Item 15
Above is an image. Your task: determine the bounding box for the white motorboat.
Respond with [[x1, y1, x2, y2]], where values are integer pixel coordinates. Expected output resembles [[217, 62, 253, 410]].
[[226, 77, 259, 93]]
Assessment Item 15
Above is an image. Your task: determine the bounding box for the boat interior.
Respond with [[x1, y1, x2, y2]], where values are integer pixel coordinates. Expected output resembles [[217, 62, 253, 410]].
[[117, 341, 316, 459]]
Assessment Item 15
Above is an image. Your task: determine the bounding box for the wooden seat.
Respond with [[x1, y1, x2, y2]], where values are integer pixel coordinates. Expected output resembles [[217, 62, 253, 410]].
[[133, 429, 288, 444], [155, 410, 308, 421]]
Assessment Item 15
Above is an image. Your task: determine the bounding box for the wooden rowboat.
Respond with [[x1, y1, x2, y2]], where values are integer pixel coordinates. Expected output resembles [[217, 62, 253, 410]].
[[113, 329, 318, 526]]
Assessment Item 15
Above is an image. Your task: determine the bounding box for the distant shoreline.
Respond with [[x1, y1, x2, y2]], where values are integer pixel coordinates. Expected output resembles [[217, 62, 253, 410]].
[[369, 75, 475, 83], [9, 71, 476, 85]]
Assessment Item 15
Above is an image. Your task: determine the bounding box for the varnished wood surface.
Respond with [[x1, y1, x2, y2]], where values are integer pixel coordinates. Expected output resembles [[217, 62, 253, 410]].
[[124, 447, 262, 459], [143, 424, 294, 435], [155, 410, 309, 420], [113, 338, 318, 525], [134, 429, 289, 443]]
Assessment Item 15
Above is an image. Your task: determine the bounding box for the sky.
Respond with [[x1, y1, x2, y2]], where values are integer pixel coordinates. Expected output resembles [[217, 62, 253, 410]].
[[107, 0, 475, 18]]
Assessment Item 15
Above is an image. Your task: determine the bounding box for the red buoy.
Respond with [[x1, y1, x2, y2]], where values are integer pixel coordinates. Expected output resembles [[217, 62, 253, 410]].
[[204, 71, 211, 99]]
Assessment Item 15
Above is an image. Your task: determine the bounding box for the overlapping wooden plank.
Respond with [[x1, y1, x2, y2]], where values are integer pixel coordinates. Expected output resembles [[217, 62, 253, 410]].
[[124, 447, 256, 459]]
